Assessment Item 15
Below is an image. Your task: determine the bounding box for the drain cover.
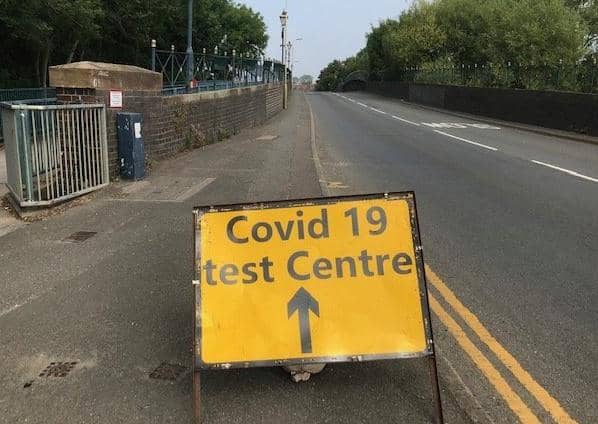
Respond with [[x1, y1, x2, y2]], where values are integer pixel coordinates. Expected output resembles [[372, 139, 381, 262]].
[[63, 231, 97, 243], [39, 361, 77, 377], [149, 363, 186, 381]]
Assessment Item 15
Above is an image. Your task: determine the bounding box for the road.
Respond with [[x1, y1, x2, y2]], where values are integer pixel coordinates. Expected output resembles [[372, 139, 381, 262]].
[[0, 90, 596, 423], [307, 91, 598, 423]]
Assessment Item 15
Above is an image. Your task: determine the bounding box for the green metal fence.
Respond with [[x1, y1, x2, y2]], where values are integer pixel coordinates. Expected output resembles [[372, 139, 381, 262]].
[[0, 88, 56, 144], [398, 62, 598, 93], [0, 88, 56, 102], [1, 102, 109, 207], [152, 46, 287, 93]]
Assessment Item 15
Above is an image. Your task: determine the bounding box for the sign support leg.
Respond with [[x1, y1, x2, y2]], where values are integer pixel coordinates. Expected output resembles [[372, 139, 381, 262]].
[[193, 368, 201, 423], [427, 354, 444, 424], [193, 211, 202, 423]]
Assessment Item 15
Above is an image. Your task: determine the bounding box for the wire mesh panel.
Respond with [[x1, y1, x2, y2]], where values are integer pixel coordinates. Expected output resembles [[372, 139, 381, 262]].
[[1, 103, 109, 207]]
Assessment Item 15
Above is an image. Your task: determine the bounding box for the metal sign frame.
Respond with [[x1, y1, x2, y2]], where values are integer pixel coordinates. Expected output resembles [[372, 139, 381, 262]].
[[192, 192, 443, 423]]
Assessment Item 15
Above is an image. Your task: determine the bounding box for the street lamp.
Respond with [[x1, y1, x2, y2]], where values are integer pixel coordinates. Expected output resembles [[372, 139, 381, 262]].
[[280, 10, 288, 63], [288, 37, 302, 75], [280, 10, 289, 109], [232, 49, 236, 84], [186, 0, 194, 87]]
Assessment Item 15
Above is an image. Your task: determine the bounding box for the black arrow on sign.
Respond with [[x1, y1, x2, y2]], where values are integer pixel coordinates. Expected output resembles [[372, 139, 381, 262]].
[[287, 287, 320, 354]]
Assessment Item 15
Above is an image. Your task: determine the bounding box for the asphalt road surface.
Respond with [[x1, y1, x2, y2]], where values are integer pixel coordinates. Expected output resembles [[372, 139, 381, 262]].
[[0, 91, 596, 423], [307, 91, 598, 424]]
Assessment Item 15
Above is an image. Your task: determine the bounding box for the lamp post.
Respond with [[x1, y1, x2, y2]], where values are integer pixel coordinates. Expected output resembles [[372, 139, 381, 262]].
[[288, 38, 302, 76], [186, 0, 194, 88], [232, 49, 236, 86], [280, 9, 289, 109], [286, 41, 292, 89], [151, 39, 157, 71]]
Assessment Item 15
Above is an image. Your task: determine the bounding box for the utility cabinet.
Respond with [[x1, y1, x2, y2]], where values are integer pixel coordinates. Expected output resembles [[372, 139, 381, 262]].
[[116, 112, 145, 180]]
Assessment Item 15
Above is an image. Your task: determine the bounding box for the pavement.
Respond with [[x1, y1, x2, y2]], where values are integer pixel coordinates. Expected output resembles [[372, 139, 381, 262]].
[[0, 90, 596, 423]]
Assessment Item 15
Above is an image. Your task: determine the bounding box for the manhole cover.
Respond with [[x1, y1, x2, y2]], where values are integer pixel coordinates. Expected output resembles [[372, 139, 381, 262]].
[[63, 231, 97, 243], [149, 363, 186, 381], [39, 361, 77, 377]]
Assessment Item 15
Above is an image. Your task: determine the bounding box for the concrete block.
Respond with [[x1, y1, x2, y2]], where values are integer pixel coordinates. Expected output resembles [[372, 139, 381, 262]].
[[49, 61, 162, 91]]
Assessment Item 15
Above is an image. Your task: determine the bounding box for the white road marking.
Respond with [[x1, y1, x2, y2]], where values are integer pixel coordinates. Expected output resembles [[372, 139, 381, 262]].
[[425, 122, 469, 129], [531, 160, 598, 183], [434, 130, 498, 151], [424, 122, 500, 130], [0, 293, 43, 318], [174, 177, 216, 201], [470, 123, 501, 130], [392, 115, 421, 126], [369, 107, 387, 115], [305, 93, 330, 196], [357, 102, 368, 107]]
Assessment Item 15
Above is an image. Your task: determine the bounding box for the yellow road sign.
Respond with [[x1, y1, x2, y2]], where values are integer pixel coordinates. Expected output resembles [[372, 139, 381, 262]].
[[193, 193, 434, 368]]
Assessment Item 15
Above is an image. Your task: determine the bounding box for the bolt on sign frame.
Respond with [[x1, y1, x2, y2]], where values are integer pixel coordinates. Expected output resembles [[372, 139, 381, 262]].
[[192, 192, 444, 423]]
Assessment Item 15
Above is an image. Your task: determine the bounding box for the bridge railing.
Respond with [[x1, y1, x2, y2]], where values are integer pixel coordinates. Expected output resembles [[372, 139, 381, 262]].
[[151, 45, 287, 89], [399, 62, 598, 93], [162, 80, 263, 96], [1, 102, 109, 207]]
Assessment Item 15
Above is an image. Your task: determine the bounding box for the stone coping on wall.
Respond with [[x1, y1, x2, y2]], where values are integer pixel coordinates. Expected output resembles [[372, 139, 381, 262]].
[[49, 61, 162, 91], [170, 83, 283, 104]]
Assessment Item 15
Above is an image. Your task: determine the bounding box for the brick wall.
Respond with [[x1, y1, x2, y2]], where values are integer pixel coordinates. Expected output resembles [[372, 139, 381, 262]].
[[266, 84, 283, 119], [57, 83, 284, 179]]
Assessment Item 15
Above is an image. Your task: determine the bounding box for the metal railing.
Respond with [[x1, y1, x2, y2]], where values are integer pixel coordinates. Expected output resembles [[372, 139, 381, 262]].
[[0, 88, 56, 102], [396, 61, 598, 93], [1, 102, 109, 207], [0, 88, 56, 144], [162, 80, 263, 96], [151, 45, 287, 89]]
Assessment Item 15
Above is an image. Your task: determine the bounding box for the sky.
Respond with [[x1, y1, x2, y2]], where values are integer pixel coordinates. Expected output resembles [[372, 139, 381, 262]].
[[239, 0, 411, 78]]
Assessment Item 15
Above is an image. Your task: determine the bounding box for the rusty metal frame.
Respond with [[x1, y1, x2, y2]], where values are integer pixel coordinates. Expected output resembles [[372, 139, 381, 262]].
[[192, 192, 444, 423]]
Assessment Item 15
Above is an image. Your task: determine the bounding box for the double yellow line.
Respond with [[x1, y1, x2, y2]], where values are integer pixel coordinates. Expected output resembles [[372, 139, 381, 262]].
[[426, 265, 577, 424]]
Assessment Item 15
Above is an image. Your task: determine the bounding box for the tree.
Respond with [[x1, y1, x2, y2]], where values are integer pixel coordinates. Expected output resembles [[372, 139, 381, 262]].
[[0, 0, 103, 86], [483, 0, 585, 65], [366, 2, 445, 80], [435, 0, 491, 65], [220, 4, 268, 54], [365, 19, 401, 79], [320, 0, 590, 91], [316, 60, 344, 91], [299, 75, 313, 85], [565, 0, 598, 50], [0, 0, 269, 87]]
